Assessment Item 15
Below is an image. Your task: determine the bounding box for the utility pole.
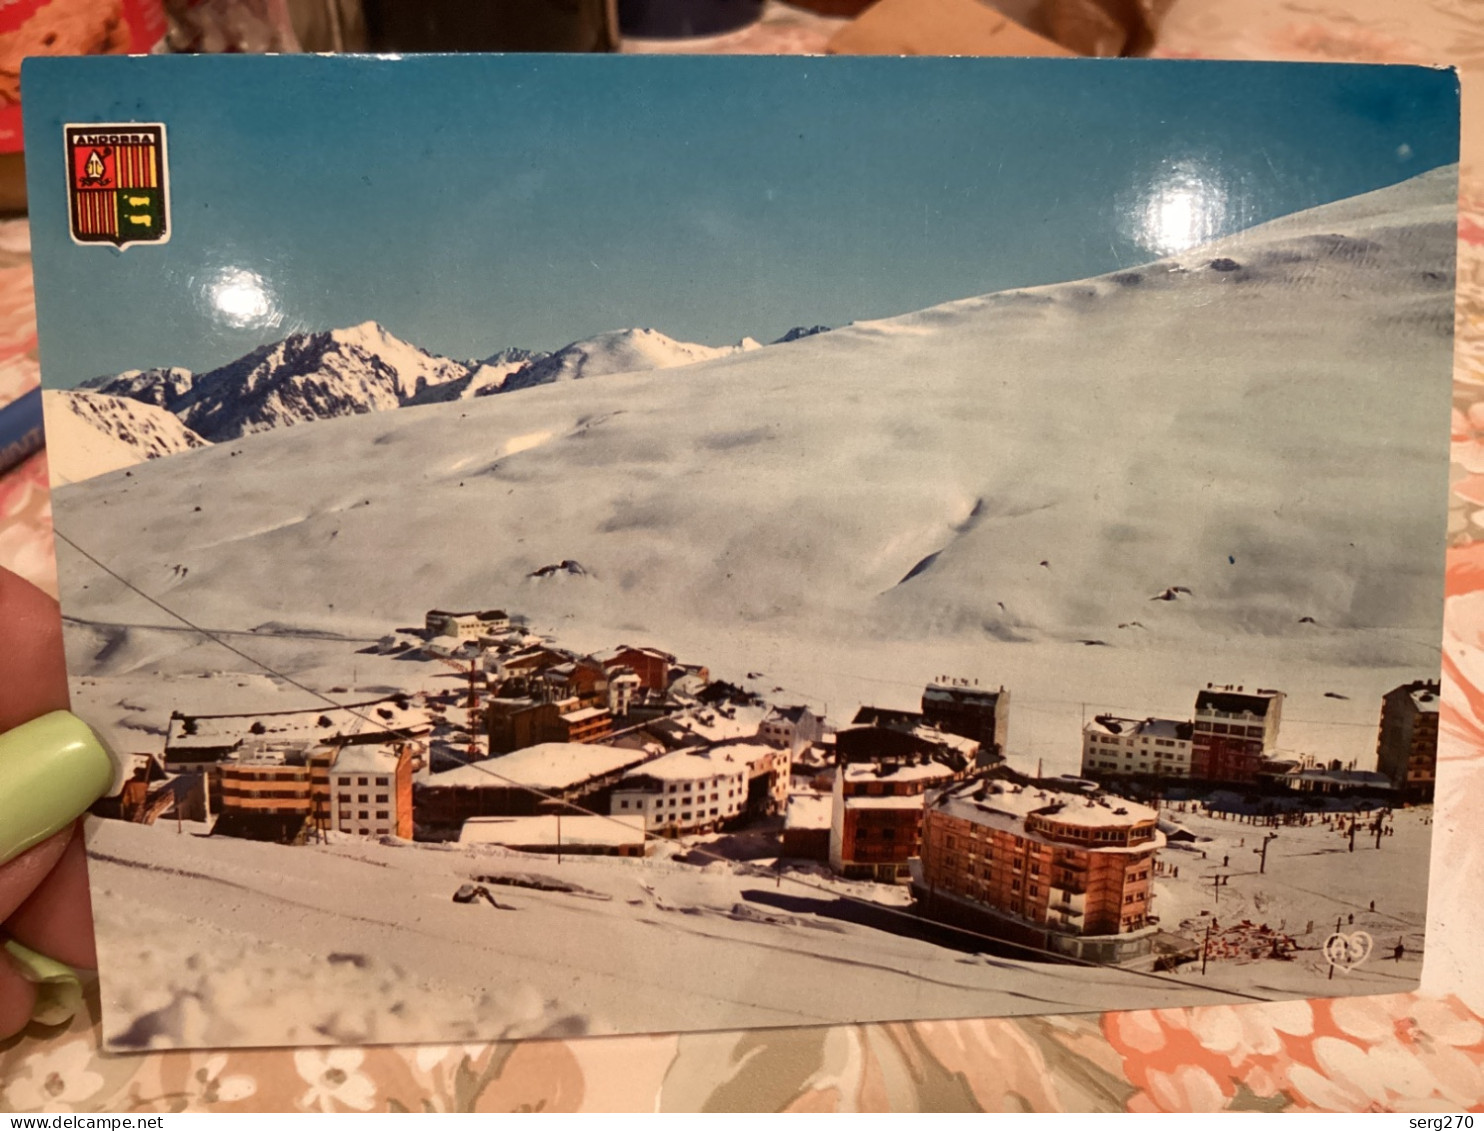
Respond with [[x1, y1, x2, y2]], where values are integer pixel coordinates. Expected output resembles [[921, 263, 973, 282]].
[[1257, 831, 1278, 874], [1348, 814, 1357, 853], [1202, 918, 1213, 975], [1328, 914, 1343, 981], [1210, 872, 1223, 905], [1374, 817, 1385, 850]]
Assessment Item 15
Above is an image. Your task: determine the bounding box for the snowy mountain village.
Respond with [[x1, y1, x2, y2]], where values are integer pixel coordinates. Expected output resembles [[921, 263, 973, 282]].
[[92, 602, 1440, 976]]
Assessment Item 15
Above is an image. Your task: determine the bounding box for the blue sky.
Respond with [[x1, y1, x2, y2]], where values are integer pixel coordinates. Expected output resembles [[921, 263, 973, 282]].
[[22, 55, 1459, 385]]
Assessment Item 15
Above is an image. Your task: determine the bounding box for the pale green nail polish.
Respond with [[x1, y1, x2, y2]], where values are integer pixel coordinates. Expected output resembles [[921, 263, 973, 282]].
[[3, 939, 83, 1027], [0, 711, 116, 864]]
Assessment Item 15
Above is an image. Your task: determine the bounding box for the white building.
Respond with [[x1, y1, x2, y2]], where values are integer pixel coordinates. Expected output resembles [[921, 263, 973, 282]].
[[1081, 716, 1194, 779], [425, 608, 512, 641], [608, 669, 642, 717], [329, 746, 402, 838], [758, 705, 826, 755], [610, 748, 749, 834]]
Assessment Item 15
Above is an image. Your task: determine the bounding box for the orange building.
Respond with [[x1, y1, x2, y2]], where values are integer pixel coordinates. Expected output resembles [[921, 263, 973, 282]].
[[596, 645, 675, 693], [829, 757, 963, 882], [487, 695, 613, 753], [214, 749, 317, 843], [214, 741, 420, 843], [915, 779, 1164, 963], [1376, 680, 1440, 802]]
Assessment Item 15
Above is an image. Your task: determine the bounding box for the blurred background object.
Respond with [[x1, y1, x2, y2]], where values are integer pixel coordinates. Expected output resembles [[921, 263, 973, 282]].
[[1034, 0, 1173, 56], [361, 0, 618, 52], [164, 0, 301, 52], [0, 0, 169, 213], [617, 0, 762, 38]]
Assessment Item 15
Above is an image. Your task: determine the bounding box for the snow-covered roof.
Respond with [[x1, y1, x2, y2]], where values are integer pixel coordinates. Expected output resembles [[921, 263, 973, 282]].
[[922, 683, 1003, 707], [845, 794, 927, 811], [785, 793, 832, 830], [1085, 716, 1191, 740], [458, 815, 646, 848], [618, 747, 747, 786], [1411, 686, 1440, 713], [560, 706, 608, 723], [931, 780, 1160, 844], [843, 760, 957, 784], [332, 746, 400, 775], [1195, 688, 1282, 716], [764, 705, 815, 724], [1286, 768, 1394, 789], [425, 743, 647, 792], [168, 697, 428, 749]]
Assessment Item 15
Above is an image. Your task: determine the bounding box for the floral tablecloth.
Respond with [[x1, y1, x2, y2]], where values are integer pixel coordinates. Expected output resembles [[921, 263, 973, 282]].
[[5, 0, 1484, 1112]]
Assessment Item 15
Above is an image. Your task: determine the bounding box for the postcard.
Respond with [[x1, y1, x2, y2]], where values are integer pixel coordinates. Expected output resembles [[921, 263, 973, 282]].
[[22, 55, 1458, 1050]]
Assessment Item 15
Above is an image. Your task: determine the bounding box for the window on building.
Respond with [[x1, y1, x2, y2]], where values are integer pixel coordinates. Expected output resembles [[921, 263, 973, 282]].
[[710, 808, 718, 816], [681, 812, 692, 821], [358, 777, 368, 786], [375, 793, 388, 804], [1029, 884, 1039, 897], [619, 800, 629, 809], [376, 810, 388, 820], [359, 810, 369, 819], [1012, 879, 1021, 892]]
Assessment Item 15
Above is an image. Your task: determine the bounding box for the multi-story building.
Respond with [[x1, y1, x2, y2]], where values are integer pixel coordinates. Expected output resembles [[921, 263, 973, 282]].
[[915, 779, 1164, 963], [921, 681, 1009, 765], [610, 747, 749, 834], [425, 608, 513, 641], [716, 739, 791, 815], [328, 744, 417, 839], [594, 645, 676, 693], [1376, 679, 1441, 802], [415, 742, 654, 838], [486, 695, 613, 754], [758, 705, 826, 755], [1190, 685, 1284, 783], [214, 744, 317, 843], [829, 756, 963, 882], [1081, 716, 1194, 779], [837, 716, 979, 772]]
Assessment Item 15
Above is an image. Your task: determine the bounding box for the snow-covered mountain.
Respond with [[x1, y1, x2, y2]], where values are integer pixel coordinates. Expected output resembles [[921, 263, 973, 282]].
[[159, 321, 476, 441], [80, 324, 762, 437], [490, 327, 745, 395], [82, 366, 197, 408], [56, 168, 1454, 767], [772, 325, 831, 344], [42, 389, 209, 485]]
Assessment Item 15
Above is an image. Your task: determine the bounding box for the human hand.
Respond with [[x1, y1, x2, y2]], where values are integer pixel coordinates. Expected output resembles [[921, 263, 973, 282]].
[[0, 565, 114, 1038]]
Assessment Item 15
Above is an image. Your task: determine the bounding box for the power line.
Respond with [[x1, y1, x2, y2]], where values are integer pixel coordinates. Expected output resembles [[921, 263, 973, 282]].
[[56, 526, 1354, 1004]]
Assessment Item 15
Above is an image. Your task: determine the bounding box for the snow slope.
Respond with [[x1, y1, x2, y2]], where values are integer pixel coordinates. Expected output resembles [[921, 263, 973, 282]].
[[55, 168, 1453, 771], [42, 390, 209, 486], [493, 327, 744, 394]]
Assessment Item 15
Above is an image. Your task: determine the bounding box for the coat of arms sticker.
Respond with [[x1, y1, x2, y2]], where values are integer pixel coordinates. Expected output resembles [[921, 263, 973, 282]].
[[65, 122, 169, 248]]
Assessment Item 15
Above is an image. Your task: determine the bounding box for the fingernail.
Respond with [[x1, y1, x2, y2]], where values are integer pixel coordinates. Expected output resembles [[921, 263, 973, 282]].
[[2, 938, 84, 1027], [0, 711, 115, 865]]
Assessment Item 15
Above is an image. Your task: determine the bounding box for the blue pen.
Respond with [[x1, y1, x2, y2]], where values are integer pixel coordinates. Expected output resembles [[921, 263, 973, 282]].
[[0, 386, 45, 477]]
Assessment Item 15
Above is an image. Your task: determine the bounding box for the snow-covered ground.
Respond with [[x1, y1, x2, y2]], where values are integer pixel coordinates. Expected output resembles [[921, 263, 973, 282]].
[[42, 389, 209, 486], [84, 798, 1428, 1050], [50, 168, 1453, 1047]]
